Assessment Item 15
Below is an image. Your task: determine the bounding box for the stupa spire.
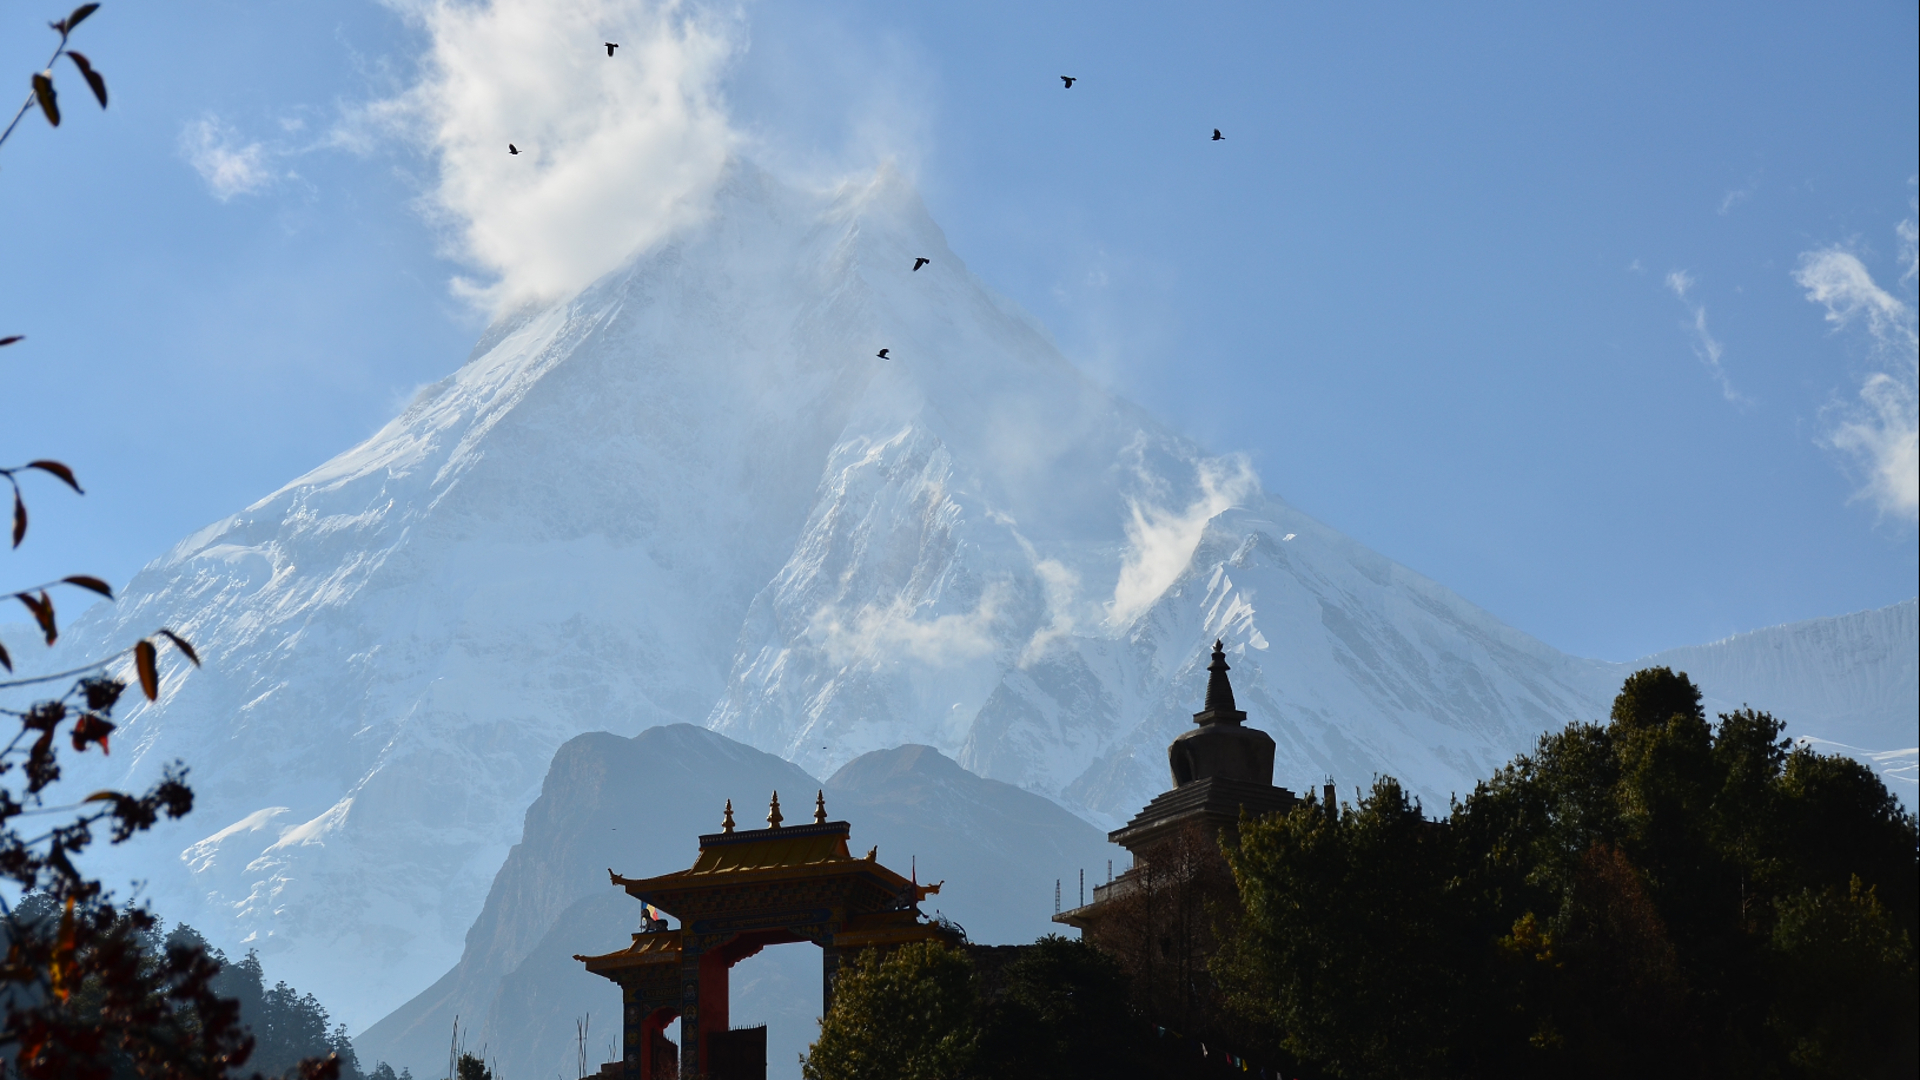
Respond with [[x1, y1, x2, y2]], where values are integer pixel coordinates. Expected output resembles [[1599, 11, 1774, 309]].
[[814, 790, 828, 825], [767, 790, 784, 829], [1203, 639, 1236, 715], [722, 798, 735, 834]]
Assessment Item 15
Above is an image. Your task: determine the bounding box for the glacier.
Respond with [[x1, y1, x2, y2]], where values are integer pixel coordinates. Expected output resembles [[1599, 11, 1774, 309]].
[[23, 161, 1915, 1034]]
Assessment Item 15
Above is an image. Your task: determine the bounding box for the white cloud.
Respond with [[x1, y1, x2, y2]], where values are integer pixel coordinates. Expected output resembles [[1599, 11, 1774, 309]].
[[373, 0, 740, 311], [1018, 557, 1081, 664], [1665, 269, 1745, 404], [1795, 220, 1920, 524], [180, 116, 274, 200], [810, 586, 1007, 668], [1107, 454, 1259, 627]]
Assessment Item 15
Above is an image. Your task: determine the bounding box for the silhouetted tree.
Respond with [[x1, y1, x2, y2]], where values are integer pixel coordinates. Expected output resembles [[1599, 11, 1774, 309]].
[[1088, 819, 1240, 1038], [1214, 668, 1919, 1080], [804, 941, 977, 1080], [972, 935, 1143, 1078], [0, 7, 341, 1077]]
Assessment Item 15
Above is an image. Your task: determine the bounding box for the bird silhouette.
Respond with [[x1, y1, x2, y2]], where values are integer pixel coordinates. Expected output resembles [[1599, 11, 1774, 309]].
[[912, 257, 930, 271], [605, 42, 618, 56], [508, 143, 521, 155], [1061, 76, 1076, 88], [1211, 129, 1224, 141], [876, 348, 890, 360]]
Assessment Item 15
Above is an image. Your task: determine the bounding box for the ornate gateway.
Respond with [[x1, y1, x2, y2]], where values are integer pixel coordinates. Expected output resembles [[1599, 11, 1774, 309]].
[[576, 790, 956, 1079]]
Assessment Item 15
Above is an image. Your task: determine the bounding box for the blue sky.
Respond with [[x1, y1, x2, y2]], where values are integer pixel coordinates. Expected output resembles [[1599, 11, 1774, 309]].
[[2, 0, 1914, 663]]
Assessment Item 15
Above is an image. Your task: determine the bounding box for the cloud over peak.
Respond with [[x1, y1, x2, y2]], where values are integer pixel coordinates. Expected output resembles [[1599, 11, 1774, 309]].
[[380, 0, 741, 311]]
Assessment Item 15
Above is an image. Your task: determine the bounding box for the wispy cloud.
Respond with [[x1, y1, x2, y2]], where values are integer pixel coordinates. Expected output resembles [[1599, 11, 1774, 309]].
[[366, 0, 741, 311], [1718, 176, 1758, 216], [1108, 454, 1259, 627], [180, 116, 275, 201], [810, 586, 1007, 668], [1665, 269, 1745, 404], [1795, 209, 1920, 524]]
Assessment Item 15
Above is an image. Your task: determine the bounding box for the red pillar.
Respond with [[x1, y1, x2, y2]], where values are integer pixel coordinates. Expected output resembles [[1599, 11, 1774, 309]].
[[698, 948, 732, 1066], [636, 1008, 677, 1080]]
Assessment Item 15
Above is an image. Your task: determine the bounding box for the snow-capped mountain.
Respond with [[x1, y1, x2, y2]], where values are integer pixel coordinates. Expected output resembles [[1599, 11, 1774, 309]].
[[38, 161, 1916, 1032], [1640, 599, 1916, 751]]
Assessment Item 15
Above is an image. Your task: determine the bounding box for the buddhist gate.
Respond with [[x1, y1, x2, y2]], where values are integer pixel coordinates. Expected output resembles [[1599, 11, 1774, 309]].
[[576, 791, 958, 1080]]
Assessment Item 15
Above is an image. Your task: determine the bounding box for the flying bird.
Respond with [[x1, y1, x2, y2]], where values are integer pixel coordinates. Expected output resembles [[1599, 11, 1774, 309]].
[[508, 143, 521, 155], [1060, 76, 1076, 88], [605, 42, 618, 56], [1211, 129, 1224, 141], [876, 348, 890, 360], [912, 257, 930, 271]]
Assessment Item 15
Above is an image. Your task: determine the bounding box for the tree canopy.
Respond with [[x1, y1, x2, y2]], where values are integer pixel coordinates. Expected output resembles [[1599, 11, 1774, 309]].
[[803, 941, 979, 1080], [1216, 667, 1918, 1080]]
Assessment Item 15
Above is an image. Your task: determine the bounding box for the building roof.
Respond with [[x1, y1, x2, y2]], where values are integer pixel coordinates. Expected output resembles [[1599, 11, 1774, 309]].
[[607, 795, 940, 915]]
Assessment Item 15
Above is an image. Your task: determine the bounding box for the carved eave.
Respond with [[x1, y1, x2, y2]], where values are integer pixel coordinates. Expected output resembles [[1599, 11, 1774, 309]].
[[574, 928, 685, 978], [607, 819, 942, 919]]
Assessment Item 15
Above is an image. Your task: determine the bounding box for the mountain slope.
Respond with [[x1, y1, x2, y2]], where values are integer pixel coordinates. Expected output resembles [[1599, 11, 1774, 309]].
[[355, 726, 1110, 1080], [353, 724, 817, 1074], [38, 160, 1915, 1033], [1640, 599, 1916, 750]]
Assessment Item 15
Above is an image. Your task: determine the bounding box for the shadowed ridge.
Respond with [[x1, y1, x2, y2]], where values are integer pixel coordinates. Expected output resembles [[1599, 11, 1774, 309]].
[[355, 723, 818, 1077], [824, 744, 1111, 944]]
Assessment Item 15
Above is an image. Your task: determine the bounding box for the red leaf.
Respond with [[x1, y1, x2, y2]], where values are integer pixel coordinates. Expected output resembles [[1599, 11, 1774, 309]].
[[0, 640, 10, 672], [71, 711, 115, 754], [50, 897, 77, 1002], [158, 628, 200, 666], [10, 490, 23, 548], [26, 460, 81, 493], [31, 72, 59, 128], [53, 3, 98, 35], [297, 1054, 344, 1080], [65, 51, 105, 109], [17, 590, 56, 645], [0, 335, 22, 347], [135, 639, 158, 700], [62, 574, 113, 598]]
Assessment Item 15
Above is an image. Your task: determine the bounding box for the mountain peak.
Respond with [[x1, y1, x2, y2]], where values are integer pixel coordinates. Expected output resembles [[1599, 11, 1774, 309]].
[[47, 161, 1896, 1046]]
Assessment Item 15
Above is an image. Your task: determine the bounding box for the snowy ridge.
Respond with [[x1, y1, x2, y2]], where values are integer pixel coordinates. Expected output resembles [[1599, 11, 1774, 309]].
[[35, 162, 1916, 1032], [1640, 599, 1917, 750]]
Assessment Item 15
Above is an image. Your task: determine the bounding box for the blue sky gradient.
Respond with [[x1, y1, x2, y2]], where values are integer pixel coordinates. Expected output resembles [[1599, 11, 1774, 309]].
[[2, 0, 1914, 662]]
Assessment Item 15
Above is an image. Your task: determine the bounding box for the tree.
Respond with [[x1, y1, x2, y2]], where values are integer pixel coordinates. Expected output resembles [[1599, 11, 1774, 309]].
[[1215, 778, 1470, 1079], [0, 2, 109, 152], [1086, 819, 1240, 1037], [803, 942, 978, 1080], [1214, 668, 1920, 1079], [0, 8, 339, 1078], [1768, 876, 1918, 1079], [972, 935, 1143, 1079]]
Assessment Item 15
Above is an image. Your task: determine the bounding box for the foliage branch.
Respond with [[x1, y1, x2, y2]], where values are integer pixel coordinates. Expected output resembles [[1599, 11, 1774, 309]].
[[0, 8, 340, 1077]]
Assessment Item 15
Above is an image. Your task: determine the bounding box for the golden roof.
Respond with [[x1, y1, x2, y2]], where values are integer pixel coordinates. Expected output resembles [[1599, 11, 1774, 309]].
[[687, 825, 852, 874], [606, 793, 942, 914]]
